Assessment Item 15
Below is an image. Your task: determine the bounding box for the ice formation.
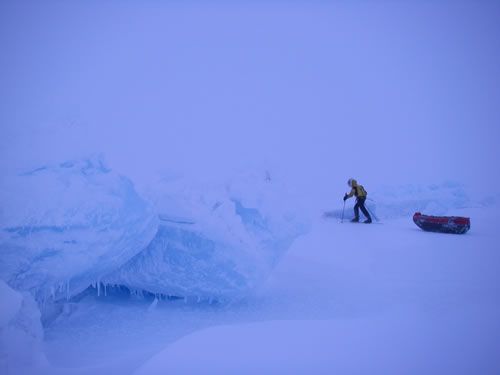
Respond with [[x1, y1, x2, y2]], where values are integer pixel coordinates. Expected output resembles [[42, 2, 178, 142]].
[[103, 171, 306, 301], [0, 156, 158, 302], [0, 281, 49, 374], [0, 157, 304, 305]]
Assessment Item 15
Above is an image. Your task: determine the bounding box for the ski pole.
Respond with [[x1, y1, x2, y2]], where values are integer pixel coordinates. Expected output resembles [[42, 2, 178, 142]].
[[341, 200, 346, 223], [365, 205, 379, 222]]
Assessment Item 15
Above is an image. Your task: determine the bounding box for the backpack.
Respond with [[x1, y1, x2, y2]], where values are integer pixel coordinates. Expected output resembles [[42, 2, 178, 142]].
[[357, 185, 367, 197]]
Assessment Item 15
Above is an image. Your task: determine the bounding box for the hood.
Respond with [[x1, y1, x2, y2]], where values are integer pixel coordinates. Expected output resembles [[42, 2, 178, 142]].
[[348, 178, 358, 188]]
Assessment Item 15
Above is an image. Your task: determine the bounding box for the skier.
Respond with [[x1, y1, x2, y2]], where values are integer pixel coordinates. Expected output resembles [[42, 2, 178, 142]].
[[343, 178, 372, 223]]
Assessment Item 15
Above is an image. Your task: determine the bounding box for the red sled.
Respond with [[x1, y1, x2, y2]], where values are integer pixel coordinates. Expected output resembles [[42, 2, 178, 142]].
[[413, 212, 470, 234]]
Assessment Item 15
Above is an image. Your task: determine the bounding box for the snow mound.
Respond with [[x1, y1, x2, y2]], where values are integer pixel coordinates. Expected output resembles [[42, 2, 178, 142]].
[[103, 171, 306, 301], [0, 156, 158, 302]]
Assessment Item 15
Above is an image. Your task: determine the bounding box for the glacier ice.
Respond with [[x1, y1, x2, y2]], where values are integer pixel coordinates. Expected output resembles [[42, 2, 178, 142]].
[[0, 156, 158, 302], [103, 171, 306, 301]]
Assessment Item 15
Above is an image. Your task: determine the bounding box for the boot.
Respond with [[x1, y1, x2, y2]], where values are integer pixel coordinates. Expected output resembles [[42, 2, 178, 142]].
[[364, 219, 372, 224], [351, 218, 359, 223]]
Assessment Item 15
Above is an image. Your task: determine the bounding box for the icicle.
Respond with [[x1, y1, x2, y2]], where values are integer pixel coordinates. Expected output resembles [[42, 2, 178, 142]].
[[147, 298, 158, 312], [97, 281, 100, 297]]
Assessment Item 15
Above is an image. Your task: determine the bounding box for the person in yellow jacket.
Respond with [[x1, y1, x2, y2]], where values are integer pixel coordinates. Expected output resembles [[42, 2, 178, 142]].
[[343, 178, 372, 223]]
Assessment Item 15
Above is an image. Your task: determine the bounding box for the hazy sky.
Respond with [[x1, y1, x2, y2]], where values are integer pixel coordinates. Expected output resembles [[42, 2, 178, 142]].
[[1, 0, 499, 197]]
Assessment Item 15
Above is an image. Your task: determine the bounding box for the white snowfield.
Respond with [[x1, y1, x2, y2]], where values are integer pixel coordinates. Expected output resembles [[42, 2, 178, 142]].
[[134, 315, 497, 375], [133, 206, 500, 375], [1, 159, 499, 374]]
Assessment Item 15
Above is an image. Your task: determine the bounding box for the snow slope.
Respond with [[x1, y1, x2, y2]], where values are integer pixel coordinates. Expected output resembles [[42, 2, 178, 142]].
[[135, 314, 499, 375]]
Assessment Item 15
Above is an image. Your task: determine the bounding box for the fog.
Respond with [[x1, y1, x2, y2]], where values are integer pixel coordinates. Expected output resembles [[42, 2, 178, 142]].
[[2, 2, 500, 373], [1, 0, 499, 199]]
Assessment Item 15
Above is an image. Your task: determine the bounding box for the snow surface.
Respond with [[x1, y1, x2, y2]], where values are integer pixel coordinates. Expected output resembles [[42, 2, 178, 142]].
[[40, 203, 500, 375], [135, 315, 499, 375], [1, 157, 499, 374]]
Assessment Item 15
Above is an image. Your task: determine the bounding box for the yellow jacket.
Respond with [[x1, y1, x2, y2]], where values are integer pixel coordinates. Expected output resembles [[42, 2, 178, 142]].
[[346, 179, 367, 198]]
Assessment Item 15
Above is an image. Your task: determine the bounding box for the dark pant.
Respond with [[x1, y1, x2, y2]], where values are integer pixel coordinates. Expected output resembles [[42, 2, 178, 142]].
[[354, 197, 372, 221]]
